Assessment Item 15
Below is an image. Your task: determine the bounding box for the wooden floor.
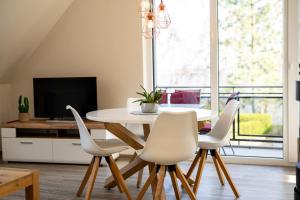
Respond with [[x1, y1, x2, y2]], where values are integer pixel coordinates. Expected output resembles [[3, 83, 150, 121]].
[[0, 158, 295, 200]]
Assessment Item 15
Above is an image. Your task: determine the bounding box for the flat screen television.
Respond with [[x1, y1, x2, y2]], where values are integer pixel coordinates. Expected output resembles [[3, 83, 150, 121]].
[[33, 77, 97, 120]]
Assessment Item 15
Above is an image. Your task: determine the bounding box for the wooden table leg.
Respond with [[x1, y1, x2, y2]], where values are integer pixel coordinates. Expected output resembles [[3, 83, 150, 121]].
[[143, 124, 150, 140], [104, 123, 145, 150], [25, 171, 40, 200], [105, 156, 148, 189], [104, 122, 147, 189]]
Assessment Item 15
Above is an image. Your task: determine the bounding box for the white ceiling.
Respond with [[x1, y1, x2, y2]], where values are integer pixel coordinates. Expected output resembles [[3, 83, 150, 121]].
[[0, 0, 74, 80]]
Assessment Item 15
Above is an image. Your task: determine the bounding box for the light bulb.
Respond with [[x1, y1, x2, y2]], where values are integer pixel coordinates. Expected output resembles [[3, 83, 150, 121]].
[[142, 12, 160, 39], [156, 0, 171, 29], [147, 20, 154, 29]]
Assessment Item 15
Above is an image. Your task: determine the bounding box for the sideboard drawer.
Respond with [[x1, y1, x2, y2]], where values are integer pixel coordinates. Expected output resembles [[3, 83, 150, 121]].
[[52, 139, 92, 164], [2, 138, 52, 162]]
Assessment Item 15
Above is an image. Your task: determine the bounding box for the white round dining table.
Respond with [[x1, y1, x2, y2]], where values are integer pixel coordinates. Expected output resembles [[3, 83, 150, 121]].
[[86, 107, 218, 124], [86, 107, 218, 192]]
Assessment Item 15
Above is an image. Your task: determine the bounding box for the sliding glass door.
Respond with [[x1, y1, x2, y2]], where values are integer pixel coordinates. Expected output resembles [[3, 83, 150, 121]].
[[218, 0, 284, 158], [153, 0, 285, 158]]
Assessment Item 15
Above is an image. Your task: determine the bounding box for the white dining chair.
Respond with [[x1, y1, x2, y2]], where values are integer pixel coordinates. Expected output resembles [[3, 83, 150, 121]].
[[66, 105, 132, 200], [136, 111, 198, 200], [185, 100, 240, 198], [126, 97, 147, 188]]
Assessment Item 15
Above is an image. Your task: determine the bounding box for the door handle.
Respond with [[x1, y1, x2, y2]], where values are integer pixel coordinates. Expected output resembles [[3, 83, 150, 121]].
[[72, 142, 81, 146], [20, 141, 33, 144]]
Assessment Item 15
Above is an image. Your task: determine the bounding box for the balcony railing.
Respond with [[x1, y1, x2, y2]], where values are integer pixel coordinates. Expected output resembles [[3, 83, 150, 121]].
[[156, 86, 283, 146]]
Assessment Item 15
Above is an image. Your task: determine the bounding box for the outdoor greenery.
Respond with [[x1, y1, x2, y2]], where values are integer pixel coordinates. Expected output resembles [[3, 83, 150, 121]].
[[239, 114, 272, 135], [218, 0, 283, 86]]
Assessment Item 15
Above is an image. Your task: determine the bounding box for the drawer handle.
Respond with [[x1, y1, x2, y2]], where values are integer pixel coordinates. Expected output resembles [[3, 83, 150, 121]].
[[20, 141, 33, 144], [72, 142, 81, 146]]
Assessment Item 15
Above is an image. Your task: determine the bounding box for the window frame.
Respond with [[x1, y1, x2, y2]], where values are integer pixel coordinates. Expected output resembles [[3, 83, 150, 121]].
[[146, 0, 298, 163]]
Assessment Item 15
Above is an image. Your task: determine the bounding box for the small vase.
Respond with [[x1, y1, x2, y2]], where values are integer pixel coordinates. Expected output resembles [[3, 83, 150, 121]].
[[19, 113, 30, 122], [141, 103, 159, 113]]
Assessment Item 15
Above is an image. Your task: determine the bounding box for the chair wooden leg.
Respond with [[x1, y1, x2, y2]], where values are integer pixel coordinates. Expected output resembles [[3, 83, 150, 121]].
[[105, 156, 132, 200], [155, 166, 166, 200], [168, 166, 180, 200], [185, 150, 201, 180], [175, 165, 196, 200], [211, 150, 225, 186], [105, 156, 123, 193], [193, 149, 207, 194], [137, 165, 158, 200], [215, 151, 240, 198], [85, 156, 100, 200], [136, 168, 144, 188], [77, 157, 96, 197]]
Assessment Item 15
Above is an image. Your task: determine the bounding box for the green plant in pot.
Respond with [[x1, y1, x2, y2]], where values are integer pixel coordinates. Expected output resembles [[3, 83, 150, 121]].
[[18, 95, 30, 122], [134, 85, 162, 113]]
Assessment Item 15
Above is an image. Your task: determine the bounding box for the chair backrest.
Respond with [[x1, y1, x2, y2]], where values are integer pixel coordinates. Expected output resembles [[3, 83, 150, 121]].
[[127, 97, 140, 111], [66, 105, 100, 155], [226, 92, 240, 104], [209, 100, 240, 141], [141, 111, 198, 164]]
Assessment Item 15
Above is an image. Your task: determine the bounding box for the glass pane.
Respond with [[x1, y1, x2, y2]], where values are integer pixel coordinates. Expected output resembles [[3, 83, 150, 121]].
[[218, 0, 284, 158], [154, 0, 210, 87]]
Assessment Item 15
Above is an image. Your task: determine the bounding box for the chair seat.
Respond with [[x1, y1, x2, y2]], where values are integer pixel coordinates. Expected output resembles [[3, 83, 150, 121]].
[[93, 139, 129, 156], [136, 149, 194, 166], [198, 134, 229, 149]]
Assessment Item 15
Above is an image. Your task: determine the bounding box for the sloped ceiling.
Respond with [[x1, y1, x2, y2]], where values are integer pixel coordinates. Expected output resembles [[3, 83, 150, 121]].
[[0, 0, 74, 80]]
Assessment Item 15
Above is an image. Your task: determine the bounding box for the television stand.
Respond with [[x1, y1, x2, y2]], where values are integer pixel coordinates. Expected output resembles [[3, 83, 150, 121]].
[[46, 119, 75, 123], [1, 119, 119, 164]]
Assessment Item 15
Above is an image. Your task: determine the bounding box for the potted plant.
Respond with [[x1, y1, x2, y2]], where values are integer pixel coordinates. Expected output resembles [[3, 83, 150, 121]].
[[134, 85, 162, 113], [18, 95, 30, 122]]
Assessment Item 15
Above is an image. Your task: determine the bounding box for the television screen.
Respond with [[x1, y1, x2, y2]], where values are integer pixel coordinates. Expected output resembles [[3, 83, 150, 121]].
[[33, 77, 97, 119]]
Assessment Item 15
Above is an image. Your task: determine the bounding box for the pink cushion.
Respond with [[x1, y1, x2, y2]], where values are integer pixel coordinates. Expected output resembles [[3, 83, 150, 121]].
[[200, 123, 211, 132], [160, 91, 168, 104], [170, 90, 200, 104]]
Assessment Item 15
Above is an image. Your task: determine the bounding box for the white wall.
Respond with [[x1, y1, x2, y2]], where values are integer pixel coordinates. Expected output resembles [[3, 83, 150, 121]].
[[0, 84, 13, 123], [0, 84, 13, 150], [1, 0, 143, 119], [0, 0, 74, 79]]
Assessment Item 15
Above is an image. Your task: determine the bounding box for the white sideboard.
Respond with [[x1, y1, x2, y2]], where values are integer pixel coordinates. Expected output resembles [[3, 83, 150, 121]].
[[1, 120, 118, 164]]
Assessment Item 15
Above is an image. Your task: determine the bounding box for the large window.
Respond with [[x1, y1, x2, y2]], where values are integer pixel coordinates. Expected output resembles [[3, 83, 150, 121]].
[[153, 0, 284, 158], [154, 0, 210, 87], [153, 0, 211, 108]]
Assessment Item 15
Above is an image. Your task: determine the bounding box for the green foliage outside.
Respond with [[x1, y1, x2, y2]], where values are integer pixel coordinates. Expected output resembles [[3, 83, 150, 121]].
[[239, 113, 272, 135]]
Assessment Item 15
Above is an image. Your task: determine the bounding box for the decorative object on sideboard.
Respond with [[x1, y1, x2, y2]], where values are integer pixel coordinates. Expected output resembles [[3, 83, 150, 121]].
[[295, 80, 300, 200], [140, 0, 171, 39], [134, 85, 162, 113], [18, 95, 30, 122]]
